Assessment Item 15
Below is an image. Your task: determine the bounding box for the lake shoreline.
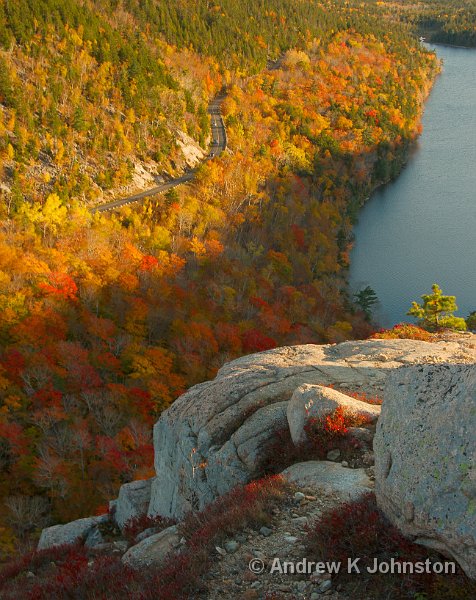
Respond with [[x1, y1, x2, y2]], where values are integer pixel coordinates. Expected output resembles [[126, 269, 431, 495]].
[[349, 44, 476, 326]]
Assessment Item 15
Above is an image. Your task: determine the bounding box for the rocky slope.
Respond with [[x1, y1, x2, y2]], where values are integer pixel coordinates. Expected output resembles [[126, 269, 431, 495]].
[[37, 334, 476, 597], [148, 335, 475, 519]]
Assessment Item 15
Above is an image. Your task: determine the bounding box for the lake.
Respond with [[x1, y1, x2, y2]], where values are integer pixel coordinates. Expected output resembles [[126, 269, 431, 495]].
[[350, 44, 476, 327]]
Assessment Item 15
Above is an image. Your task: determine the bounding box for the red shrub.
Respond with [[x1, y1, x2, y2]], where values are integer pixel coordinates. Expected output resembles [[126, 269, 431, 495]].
[[0, 477, 289, 600], [305, 493, 476, 599], [325, 385, 382, 406], [345, 389, 382, 405], [306, 492, 421, 564], [260, 407, 370, 475], [371, 323, 435, 341], [306, 406, 371, 436], [180, 475, 287, 551], [143, 476, 289, 599], [0, 542, 145, 600]]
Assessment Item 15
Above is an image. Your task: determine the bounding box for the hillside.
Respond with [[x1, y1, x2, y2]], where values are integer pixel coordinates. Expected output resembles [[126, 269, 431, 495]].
[[381, 0, 476, 47], [0, 0, 220, 207], [0, 0, 454, 561], [1, 334, 474, 598]]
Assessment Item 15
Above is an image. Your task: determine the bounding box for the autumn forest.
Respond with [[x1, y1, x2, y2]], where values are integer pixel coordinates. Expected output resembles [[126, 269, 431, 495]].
[[0, 0, 453, 558]]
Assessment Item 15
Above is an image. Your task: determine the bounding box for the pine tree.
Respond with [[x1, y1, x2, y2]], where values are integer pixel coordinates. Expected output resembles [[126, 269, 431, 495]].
[[407, 284, 467, 331]]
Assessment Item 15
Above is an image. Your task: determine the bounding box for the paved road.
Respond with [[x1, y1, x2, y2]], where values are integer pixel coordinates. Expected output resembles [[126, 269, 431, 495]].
[[92, 96, 227, 213]]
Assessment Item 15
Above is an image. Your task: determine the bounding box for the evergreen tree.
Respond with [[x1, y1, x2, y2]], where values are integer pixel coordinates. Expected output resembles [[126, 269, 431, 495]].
[[354, 286, 379, 321], [407, 284, 467, 331]]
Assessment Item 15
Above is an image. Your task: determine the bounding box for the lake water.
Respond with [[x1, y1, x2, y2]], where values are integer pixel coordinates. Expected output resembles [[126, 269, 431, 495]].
[[350, 44, 476, 327]]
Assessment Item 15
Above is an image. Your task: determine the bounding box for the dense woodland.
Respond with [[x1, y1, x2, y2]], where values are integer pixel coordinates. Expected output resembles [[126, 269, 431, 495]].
[[381, 0, 476, 47], [0, 0, 447, 557]]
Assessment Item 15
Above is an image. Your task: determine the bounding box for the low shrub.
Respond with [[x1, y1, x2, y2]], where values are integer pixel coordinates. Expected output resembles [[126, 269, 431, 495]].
[[371, 323, 435, 341], [0, 477, 289, 600], [144, 475, 289, 599], [260, 406, 371, 474], [345, 390, 382, 405], [0, 542, 141, 600], [305, 493, 476, 599], [181, 475, 287, 547]]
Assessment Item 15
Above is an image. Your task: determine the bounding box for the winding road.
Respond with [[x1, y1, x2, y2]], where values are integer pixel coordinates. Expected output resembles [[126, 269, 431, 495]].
[[92, 95, 227, 213]]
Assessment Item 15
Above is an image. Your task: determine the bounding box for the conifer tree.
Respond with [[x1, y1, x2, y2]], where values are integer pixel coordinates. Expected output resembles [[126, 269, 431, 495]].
[[407, 284, 467, 331]]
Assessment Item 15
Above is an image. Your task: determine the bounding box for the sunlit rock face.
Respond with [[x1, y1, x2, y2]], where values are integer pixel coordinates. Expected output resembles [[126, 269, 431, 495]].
[[148, 336, 475, 520], [375, 363, 476, 579]]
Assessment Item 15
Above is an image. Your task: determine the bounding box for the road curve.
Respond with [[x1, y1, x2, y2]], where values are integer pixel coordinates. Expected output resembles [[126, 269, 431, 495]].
[[92, 96, 227, 214]]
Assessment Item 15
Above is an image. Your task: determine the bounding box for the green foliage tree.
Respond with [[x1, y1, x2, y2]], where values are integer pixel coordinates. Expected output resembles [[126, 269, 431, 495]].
[[407, 284, 467, 331], [354, 286, 378, 321], [466, 311, 476, 331]]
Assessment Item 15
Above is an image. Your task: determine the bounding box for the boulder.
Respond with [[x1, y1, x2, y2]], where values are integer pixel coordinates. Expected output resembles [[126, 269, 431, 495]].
[[121, 525, 180, 569], [375, 364, 476, 578], [281, 461, 373, 499], [38, 514, 108, 550], [287, 384, 381, 445], [84, 525, 104, 549], [148, 338, 475, 519], [115, 478, 153, 530]]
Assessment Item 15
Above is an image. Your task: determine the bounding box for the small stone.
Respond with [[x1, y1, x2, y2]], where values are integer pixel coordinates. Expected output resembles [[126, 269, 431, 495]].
[[311, 593, 320, 600], [326, 449, 341, 461], [284, 535, 299, 543], [25, 571, 35, 578], [259, 526, 272, 537], [341, 460, 349, 468], [362, 451, 375, 466], [225, 540, 239, 554], [294, 491, 306, 502], [250, 581, 261, 588], [113, 540, 128, 553], [91, 542, 114, 553], [216, 546, 227, 556], [319, 580, 332, 593], [292, 516, 308, 526]]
